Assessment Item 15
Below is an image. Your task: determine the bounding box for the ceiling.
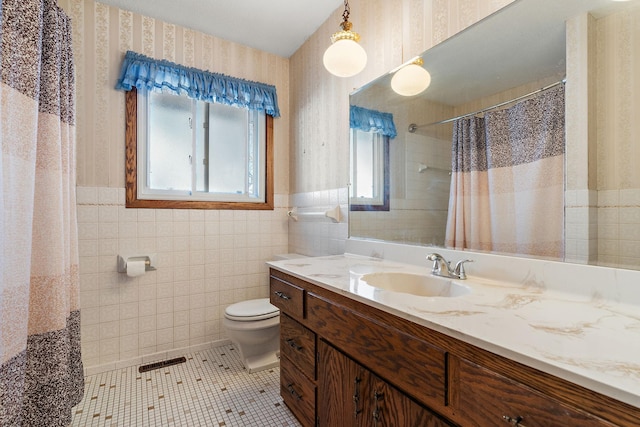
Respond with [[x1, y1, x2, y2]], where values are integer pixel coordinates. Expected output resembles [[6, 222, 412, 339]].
[[97, 0, 343, 58]]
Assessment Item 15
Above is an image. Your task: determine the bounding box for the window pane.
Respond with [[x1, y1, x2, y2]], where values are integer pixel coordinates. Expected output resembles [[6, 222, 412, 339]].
[[148, 92, 192, 191], [207, 103, 249, 194], [355, 130, 376, 199], [195, 102, 208, 192]]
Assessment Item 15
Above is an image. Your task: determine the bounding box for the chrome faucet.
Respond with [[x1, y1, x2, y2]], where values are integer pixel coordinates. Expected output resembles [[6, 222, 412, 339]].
[[426, 253, 473, 280]]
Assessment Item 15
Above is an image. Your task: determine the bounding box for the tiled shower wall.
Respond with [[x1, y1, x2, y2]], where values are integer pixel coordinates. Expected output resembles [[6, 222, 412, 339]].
[[77, 187, 288, 372]]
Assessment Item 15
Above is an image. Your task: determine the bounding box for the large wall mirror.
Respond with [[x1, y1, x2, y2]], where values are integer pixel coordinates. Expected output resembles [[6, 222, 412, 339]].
[[349, 0, 640, 271]]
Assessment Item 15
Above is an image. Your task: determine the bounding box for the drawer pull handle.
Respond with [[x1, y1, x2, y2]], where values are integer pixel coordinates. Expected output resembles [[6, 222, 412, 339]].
[[286, 339, 303, 351], [274, 291, 291, 300], [353, 376, 362, 418], [372, 409, 381, 425], [372, 390, 383, 425], [503, 415, 526, 427], [287, 383, 302, 401]]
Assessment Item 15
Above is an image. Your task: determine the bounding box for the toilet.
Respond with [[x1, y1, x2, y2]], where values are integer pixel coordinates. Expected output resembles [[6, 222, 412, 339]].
[[224, 298, 280, 373], [223, 254, 307, 373]]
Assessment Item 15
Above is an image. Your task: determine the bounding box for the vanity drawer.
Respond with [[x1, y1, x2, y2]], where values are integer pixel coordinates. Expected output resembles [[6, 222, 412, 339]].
[[281, 313, 316, 380], [270, 275, 305, 320], [453, 357, 615, 427], [280, 354, 316, 427]]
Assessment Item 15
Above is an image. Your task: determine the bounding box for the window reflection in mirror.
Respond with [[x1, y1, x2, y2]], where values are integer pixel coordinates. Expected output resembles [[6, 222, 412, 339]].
[[350, 129, 389, 211], [125, 88, 274, 210]]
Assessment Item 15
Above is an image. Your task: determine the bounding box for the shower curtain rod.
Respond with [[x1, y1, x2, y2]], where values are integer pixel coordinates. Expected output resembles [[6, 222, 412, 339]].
[[408, 78, 566, 132]]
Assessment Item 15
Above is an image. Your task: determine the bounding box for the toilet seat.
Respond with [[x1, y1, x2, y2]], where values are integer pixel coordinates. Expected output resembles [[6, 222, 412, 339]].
[[224, 298, 279, 322]]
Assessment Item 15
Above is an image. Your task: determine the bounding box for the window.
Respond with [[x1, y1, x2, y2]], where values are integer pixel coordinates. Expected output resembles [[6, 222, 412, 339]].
[[350, 128, 390, 211], [125, 88, 274, 209]]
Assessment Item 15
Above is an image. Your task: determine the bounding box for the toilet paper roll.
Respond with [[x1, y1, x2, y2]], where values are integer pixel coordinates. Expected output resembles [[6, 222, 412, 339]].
[[126, 259, 146, 277]]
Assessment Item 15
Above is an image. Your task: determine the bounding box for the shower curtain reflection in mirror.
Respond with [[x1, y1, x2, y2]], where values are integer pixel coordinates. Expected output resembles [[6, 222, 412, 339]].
[[445, 84, 565, 259]]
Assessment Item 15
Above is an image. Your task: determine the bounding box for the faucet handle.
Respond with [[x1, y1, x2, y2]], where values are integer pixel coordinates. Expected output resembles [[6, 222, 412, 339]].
[[453, 259, 473, 280], [426, 253, 445, 274]]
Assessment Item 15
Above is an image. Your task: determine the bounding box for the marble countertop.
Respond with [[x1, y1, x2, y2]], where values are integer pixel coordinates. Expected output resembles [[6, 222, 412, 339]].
[[267, 254, 640, 408]]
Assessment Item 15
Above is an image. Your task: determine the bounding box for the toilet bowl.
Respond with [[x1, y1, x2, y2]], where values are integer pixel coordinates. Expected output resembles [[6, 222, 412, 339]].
[[223, 298, 280, 373], [224, 254, 307, 373]]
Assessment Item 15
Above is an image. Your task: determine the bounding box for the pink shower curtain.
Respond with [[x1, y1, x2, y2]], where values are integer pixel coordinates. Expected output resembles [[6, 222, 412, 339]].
[[1, 0, 84, 425], [445, 84, 565, 259]]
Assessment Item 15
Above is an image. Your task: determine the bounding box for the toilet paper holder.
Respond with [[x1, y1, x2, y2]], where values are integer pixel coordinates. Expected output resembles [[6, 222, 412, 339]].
[[117, 254, 157, 274]]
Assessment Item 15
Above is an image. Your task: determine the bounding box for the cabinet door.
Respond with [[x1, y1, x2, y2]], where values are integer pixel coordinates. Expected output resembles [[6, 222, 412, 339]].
[[318, 339, 365, 427], [364, 374, 451, 427]]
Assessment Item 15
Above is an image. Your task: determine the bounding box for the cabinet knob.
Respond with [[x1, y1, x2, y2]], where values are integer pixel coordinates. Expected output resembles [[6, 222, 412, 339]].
[[286, 338, 303, 351], [274, 291, 290, 300], [503, 415, 526, 427], [287, 383, 302, 401]]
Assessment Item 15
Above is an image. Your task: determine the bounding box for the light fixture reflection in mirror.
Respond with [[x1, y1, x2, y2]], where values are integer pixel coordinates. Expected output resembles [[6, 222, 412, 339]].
[[391, 58, 431, 96], [323, 0, 367, 77]]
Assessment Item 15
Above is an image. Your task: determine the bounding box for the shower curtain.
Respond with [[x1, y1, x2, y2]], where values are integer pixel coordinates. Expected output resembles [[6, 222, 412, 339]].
[[1, 0, 84, 425], [445, 84, 565, 258]]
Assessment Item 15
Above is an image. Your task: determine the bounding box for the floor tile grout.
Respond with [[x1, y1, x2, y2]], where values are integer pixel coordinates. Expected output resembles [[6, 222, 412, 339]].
[[72, 344, 301, 427]]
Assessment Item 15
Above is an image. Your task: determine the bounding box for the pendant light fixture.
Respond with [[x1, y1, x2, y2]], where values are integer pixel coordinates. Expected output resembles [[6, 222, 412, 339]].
[[391, 57, 431, 97], [323, 0, 367, 77]]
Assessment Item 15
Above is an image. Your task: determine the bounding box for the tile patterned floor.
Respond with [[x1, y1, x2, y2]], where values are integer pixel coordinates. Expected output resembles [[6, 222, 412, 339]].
[[72, 344, 301, 426]]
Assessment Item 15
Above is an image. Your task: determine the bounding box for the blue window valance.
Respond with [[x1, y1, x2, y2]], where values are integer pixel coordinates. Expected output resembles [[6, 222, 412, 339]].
[[349, 105, 397, 138], [115, 51, 280, 117]]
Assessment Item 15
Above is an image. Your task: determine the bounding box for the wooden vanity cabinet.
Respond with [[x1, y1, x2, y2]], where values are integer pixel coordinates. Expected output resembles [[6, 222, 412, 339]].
[[269, 268, 640, 427]]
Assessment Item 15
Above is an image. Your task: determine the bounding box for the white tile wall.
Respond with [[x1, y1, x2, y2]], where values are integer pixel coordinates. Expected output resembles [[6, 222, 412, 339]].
[[565, 188, 640, 270], [564, 189, 598, 264], [288, 188, 349, 256], [350, 132, 451, 246], [77, 187, 289, 373], [598, 189, 640, 269]]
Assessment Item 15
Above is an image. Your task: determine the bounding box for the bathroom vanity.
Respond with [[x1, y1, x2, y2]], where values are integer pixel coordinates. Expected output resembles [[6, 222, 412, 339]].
[[268, 254, 640, 427]]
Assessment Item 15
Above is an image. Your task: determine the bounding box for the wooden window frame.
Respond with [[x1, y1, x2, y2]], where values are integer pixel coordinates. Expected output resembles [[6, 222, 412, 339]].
[[125, 88, 274, 210]]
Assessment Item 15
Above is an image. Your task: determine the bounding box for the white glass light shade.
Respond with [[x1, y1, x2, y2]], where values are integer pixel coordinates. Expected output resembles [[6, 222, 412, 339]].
[[323, 39, 367, 77], [391, 63, 432, 96]]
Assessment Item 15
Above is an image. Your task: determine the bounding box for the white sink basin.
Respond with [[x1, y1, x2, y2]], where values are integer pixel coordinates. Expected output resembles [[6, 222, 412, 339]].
[[360, 272, 471, 297]]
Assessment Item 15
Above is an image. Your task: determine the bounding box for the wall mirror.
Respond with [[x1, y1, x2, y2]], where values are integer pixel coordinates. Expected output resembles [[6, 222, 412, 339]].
[[349, 0, 640, 270]]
